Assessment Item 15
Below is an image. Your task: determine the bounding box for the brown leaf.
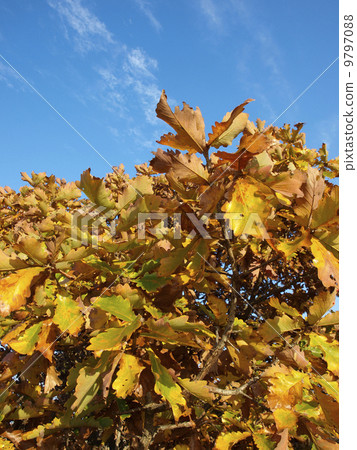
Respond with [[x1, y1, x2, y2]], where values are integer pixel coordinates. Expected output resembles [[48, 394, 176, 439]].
[[275, 428, 289, 450], [239, 132, 272, 154], [278, 345, 309, 370], [156, 90, 206, 154], [151, 148, 209, 184], [314, 385, 339, 430], [44, 365, 61, 393], [266, 170, 306, 198], [36, 320, 57, 362], [294, 167, 325, 227], [207, 99, 253, 148], [199, 183, 225, 213]]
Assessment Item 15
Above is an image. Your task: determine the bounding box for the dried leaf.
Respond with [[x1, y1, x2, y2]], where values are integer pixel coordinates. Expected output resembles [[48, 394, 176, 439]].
[[156, 90, 206, 154], [207, 99, 252, 148], [151, 148, 209, 184]]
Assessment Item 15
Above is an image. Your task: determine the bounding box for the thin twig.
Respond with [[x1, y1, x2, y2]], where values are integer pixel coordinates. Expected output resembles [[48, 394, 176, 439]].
[[195, 220, 241, 380]]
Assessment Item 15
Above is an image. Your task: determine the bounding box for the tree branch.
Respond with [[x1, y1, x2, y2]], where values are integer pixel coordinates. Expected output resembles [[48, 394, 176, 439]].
[[195, 221, 241, 380]]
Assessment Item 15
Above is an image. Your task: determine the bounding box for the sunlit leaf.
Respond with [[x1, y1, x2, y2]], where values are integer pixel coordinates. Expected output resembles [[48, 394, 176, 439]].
[[156, 90, 206, 154], [214, 431, 251, 450], [112, 354, 144, 398], [207, 99, 252, 148], [53, 293, 84, 336], [0, 267, 44, 316], [148, 348, 187, 421], [8, 322, 42, 355], [94, 295, 136, 322]]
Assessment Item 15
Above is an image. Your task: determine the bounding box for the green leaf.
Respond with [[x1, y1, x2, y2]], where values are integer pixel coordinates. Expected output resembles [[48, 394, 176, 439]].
[[71, 354, 110, 414], [53, 293, 84, 336], [148, 348, 187, 421], [78, 168, 115, 208], [309, 333, 339, 376], [94, 295, 136, 322], [168, 315, 215, 338], [253, 433, 276, 450], [158, 247, 189, 277], [135, 272, 170, 293], [8, 322, 42, 355], [88, 317, 141, 351]]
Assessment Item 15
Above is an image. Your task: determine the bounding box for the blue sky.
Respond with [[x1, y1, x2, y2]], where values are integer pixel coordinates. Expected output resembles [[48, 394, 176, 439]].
[[0, 0, 338, 190]]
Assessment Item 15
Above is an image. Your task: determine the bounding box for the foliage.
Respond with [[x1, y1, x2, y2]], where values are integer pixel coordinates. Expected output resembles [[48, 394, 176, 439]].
[[0, 90, 339, 449]]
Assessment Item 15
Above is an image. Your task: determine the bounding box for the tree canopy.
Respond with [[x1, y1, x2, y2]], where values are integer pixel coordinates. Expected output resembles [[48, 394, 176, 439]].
[[0, 90, 339, 449]]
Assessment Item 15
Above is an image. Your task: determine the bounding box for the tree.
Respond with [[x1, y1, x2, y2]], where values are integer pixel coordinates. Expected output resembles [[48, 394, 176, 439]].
[[0, 90, 339, 449]]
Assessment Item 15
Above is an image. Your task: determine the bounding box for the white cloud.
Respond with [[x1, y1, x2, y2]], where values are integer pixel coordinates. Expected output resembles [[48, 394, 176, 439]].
[[47, 0, 114, 52], [134, 0, 162, 32], [198, 0, 222, 27], [48, 1, 162, 126], [124, 48, 158, 79]]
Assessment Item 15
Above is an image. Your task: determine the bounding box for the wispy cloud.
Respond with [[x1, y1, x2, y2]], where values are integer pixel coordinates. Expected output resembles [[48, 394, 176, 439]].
[[198, 0, 222, 28], [47, 0, 114, 52], [124, 48, 158, 79], [197, 0, 293, 101], [0, 61, 26, 90], [48, 0, 162, 126], [134, 0, 162, 32], [96, 48, 161, 124]]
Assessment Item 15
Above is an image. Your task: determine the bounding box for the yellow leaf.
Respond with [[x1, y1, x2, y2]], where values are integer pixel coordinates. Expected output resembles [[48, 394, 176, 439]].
[[259, 314, 301, 342], [222, 177, 273, 239], [148, 349, 187, 421], [0, 267, 44, 317], [308, 290, 336, 325], [112, 354, 144, 398], [311, 237, 339, 288], [53, 293, 84, 336], [8, 322, 42, 355], [273, 408, 298, 431], [309, 333, 339, 376], [214, 431, 251, 450], [207, 295, 228, 325], [178, 377, 214, 402]]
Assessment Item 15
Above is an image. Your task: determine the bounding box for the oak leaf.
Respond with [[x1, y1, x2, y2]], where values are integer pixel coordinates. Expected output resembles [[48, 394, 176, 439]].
[[148, 348, 187, 421], [112, 354, 144, 398], [53, 293, 84, 336], [156, 90, 206, 154], [214, 431, 251, 450], [151, 148, 209, 184], [294, 167, 325, 227], [0, 267, 44, 317], [207, 99, 252, 148]]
